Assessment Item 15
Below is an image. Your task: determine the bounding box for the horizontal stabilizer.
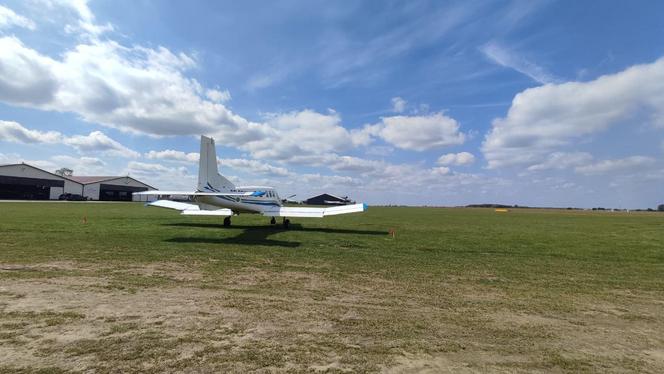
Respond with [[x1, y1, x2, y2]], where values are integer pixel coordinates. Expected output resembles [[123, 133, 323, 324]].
[[181, 209, 232, 216], [262, 203, 367, 218], [320, 203, 368, 216]]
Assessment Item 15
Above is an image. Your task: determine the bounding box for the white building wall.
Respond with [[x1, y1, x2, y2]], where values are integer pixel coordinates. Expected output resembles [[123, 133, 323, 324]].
[[50, 181, 84, 199], [82, 183, 101, 200], [64, 180, 82, 194], [50, 186, 63, 199]]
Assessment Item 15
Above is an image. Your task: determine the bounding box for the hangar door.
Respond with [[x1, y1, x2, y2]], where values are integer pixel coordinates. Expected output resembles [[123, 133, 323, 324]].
[[0, 175, 64, 200], [99, 184, 148, 201]]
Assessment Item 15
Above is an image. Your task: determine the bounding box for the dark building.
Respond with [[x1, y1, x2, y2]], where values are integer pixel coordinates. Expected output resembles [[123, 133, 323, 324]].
[[304, 193, 353, 206]]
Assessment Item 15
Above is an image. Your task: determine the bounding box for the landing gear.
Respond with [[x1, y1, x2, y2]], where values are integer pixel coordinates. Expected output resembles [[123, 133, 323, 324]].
[[270, 217, 276, 225], [282, 218, 290, 229], [223, 216, 231, 227]]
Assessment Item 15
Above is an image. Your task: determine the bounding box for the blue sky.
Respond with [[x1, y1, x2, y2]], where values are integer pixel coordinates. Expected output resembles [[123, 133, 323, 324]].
[[0, 0, 663, 208]]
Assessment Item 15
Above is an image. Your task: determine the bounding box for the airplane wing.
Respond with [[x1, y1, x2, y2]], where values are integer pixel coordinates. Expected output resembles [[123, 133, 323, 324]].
[[134, 190, 267, 197], [262, 203, 367, 218], [145, 199, 232, 216]]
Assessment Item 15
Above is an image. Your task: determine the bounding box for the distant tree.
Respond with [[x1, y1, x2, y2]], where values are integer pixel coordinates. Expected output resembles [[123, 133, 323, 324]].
[[55, 168, 73, 177], [658, 204, 664, 212]]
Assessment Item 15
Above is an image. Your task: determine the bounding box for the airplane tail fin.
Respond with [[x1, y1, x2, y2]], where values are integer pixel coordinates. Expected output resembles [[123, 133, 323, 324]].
[[198, 135, 235, 192]]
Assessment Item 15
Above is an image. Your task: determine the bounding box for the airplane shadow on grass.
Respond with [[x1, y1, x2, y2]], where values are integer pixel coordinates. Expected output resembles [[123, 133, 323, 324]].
[[163, 222, 388, 248]]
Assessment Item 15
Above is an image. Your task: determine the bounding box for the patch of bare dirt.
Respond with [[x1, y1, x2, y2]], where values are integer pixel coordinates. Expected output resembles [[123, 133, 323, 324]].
[[1, 263, 663, 373]]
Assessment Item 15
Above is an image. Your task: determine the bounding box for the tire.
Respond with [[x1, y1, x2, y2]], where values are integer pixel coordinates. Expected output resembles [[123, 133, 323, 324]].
[[223, 216, 231, 227]]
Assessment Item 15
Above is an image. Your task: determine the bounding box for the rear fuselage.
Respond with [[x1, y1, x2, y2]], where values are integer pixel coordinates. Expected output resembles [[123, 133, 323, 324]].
[[195, 187, 281, 214]]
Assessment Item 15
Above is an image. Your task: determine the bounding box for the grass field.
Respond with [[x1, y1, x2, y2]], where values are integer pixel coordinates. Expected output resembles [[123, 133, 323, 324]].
[[1, 202, 663, 373]]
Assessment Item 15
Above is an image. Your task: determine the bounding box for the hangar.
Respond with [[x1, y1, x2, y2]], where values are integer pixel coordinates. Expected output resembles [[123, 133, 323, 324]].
[[0, 163, 155, 201], [304, 193, 354, 206], [68, 176, 155, 201]]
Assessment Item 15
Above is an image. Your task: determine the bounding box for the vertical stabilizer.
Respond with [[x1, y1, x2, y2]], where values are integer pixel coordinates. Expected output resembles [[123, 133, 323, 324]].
[[198, 136, 235, 192]]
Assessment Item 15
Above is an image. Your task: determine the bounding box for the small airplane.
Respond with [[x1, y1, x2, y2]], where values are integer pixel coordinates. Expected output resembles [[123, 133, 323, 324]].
[[134, 136, 367, 228]]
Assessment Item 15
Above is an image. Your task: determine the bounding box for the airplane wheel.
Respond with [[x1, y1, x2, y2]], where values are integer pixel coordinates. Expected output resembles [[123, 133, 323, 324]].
[[283, 218, 290, 229], [270, 217, 276, 225], [223, 216, 231, 227]]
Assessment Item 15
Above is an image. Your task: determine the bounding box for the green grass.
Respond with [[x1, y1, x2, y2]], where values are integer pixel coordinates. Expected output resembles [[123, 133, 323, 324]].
[[1, 202, 663, 372]]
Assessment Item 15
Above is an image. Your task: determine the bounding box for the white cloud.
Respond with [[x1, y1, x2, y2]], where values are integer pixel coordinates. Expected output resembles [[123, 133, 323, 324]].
[[221, 158, 292, 178], [432, 166, 450, 175], [437, 152, 475, 166], [205, 88, 231, 103], [483, 57, 664, 169], [145, 149, 199, 163], [0, 152, 21, 164], [126, 161, 187, 177], [0, 5, 36, 30], [145, 149, 293, 178], [0, 36, 268, 145], [50, 154, 106, 175], [0, 120, 138, 158], [366, 113, 466, 151], [244, 110, 367, 162], [527, 152, 593, 171], [575, 156, 655, 175], [365, 145, 393, 157], [481, 42, 558, 84], [329, 155, 385, 173], [52, 155, 105, 166], [55, 0, 113, 36], [63, 131, 140, 158], [391, 97, 407, 113], [0, 120, 61, 143]]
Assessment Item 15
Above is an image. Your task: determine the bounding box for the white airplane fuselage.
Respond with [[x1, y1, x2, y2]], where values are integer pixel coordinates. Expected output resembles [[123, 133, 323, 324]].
[[195, 186, 282, 214]]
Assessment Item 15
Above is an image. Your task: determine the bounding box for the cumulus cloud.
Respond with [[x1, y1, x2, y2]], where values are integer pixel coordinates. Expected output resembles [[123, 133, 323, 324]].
[[0, 33, 375, 163], [575, 156, 655, 175], [50, 154, 107, 175], [437, 152, 475, 166], [145, 148, 293, 178], [0, 152, 21, 164], [63, 131, 140, 158], [0, 5, 35, 30], [0, 120, 61, 143], [221, 158, 292, 178], [391, 97, 407, 113], [0, 36, 269, 145], [145, 149, 199, 163], [364, 113, 466, 151], [0, 120, 138, 157], [126, 161, 187, 177], [52, 155, 105, 167], [483, 57, 664, 168], [527, 152, 593, 172], [243, 110, 369, 162], [205, 88, 231, 103]]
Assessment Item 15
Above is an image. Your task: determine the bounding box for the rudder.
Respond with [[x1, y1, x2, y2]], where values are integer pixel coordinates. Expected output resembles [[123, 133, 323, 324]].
[[198, 136, 235, 192]]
